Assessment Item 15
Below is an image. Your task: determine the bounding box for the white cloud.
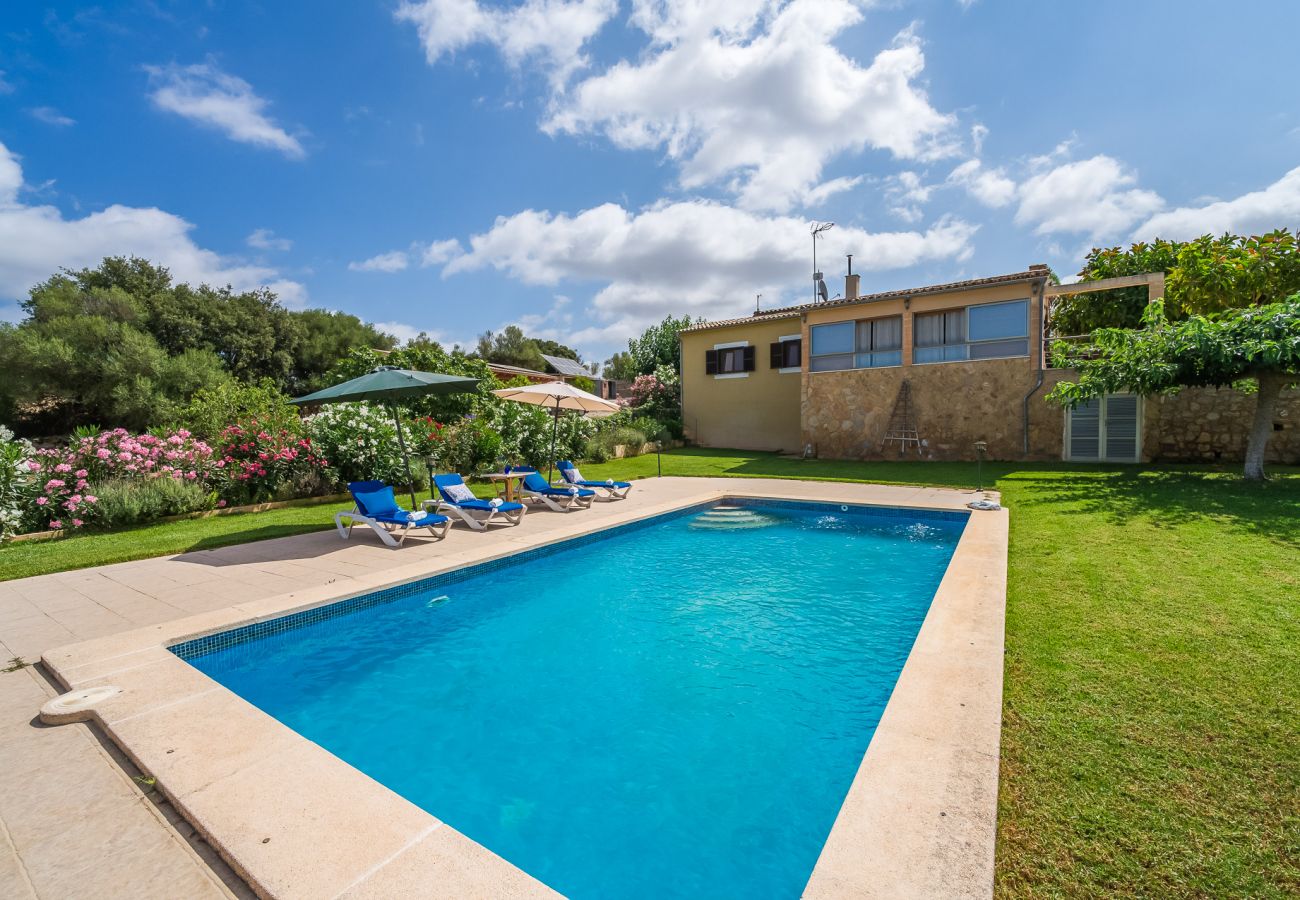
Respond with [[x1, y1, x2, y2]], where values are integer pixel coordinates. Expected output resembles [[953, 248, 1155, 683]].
[[547, 3, 958, 212], [419, 238, 463, 267], [347, 239, 464, 273], [29, 106, 76, 127], [1014, 155, 1163, 239], [443, 199, 977, 347], [802, 175, 864, 208], [970, 123, 988, 154], [1133, 166, 1300, 241], [348, 251, 410, 273], [947, 158, 1016, 208], [145, 62, 305, 159], [0, 71, 13, 94], [0, 141, 308, 306], [394, 0, 617, 85], [372, 320, 428, 345], [246, 228, 292, 251]]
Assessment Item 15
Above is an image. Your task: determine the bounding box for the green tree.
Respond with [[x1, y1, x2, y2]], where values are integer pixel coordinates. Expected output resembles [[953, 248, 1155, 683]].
[[1051, 230, 1300, 336], [602, 350, 637, 382], [291, 309, 396, 393], [0, 273, 231, 432], [1050, 299, 1300, 480], [627, 314, 698, 375], [1051, 240, 1180, 335], [329, 342, 497, 422]]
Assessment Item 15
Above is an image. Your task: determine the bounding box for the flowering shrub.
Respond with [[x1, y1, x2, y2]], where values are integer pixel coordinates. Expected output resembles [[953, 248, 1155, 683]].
[[304, 403, 408, 487], [19, 427, 218, 532], [214, 422, 328, 503], [0, 426, 34, 539]]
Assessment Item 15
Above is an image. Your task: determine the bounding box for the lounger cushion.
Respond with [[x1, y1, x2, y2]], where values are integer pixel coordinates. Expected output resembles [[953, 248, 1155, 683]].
[[560, 464, 584, 482], [373, 510, 447, 527], [442, 482, 477, 503], [353, 486, 401, 518], [455, 498, 524, 513]]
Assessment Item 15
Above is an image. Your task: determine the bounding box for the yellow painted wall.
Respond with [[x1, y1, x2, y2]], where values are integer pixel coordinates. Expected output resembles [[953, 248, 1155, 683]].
[[680, 316, 803, 452]]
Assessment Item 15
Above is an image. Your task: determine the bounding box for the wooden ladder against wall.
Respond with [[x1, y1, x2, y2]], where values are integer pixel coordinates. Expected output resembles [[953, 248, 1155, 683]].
[[881, 380, 923, 456]]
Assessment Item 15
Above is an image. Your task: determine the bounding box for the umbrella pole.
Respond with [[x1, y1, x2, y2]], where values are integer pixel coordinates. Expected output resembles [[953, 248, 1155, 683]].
[[547, 397, 560, 484], [390, 402, 418, 511]]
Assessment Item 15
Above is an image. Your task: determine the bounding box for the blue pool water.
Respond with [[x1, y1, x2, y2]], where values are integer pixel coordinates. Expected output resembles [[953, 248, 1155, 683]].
[[179, 500, 965, 898]]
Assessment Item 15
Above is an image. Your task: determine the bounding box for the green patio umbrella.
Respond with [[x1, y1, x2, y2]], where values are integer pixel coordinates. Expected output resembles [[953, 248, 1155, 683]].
[[292, 366, 480, 509]]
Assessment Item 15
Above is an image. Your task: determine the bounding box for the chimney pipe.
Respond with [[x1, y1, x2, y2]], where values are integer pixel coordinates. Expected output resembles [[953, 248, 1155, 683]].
[[844, 255, 859, 301]]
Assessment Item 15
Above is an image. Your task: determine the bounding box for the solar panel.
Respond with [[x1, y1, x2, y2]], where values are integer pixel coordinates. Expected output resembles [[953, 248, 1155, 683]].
[[541, 353, 591, 377]]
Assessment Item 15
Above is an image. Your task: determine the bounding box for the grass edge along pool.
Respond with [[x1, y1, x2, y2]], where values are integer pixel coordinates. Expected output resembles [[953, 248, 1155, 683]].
[[170, 498, 969, 898]]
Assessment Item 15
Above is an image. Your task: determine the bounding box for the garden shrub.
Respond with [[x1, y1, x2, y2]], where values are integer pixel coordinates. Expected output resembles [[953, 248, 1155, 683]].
[[0, 425, 34, 539], [304, 403, 409, 487], [178, 379, 303, 441], [436, 417, 504, 476], [90, 477, 216, 528], [215, 424, 329, 503]]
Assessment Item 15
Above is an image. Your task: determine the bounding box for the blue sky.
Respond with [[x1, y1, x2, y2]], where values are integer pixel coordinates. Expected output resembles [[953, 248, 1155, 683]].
[[2, 1, 1298, 362]]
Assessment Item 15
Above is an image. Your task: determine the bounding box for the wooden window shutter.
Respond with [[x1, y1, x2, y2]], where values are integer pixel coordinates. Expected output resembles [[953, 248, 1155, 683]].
[[705, 349, 719, 375], [743, 345, 756, 371], [770, 342, 783, 368]]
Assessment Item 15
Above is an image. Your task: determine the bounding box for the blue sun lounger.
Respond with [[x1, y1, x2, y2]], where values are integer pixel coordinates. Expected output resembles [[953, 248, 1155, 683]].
[[556, 460, 632, 500], [506, 466, 595, 512], [337, 481, 450, 547], [431, 473, 526, 530]]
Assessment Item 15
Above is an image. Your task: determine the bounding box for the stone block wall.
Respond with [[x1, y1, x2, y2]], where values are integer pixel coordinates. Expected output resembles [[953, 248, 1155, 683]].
[[1144, 385, 1300, 464], [802, 361, 1068, 461]]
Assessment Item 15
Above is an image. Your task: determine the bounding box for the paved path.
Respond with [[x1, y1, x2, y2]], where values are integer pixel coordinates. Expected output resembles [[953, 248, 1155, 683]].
[[0, 477, 980, 898]]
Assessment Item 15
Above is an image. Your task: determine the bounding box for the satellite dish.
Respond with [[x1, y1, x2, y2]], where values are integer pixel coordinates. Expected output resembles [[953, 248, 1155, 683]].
[[817, 278, 829, 302]]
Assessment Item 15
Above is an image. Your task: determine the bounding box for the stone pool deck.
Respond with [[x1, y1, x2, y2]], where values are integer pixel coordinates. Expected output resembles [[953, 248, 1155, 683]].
[[0, 477, 1006, 898]]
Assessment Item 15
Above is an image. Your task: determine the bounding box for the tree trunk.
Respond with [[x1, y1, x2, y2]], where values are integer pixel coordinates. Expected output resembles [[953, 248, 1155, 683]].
[[1243, 371, 1286, 480]]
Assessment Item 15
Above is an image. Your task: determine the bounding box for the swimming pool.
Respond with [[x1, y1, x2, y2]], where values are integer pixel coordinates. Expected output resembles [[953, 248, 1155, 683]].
[[175, 499, 966, 898]]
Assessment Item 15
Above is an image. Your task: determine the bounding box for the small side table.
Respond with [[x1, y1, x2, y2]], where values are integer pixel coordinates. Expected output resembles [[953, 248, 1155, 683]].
[[483, 472, 528, 503]]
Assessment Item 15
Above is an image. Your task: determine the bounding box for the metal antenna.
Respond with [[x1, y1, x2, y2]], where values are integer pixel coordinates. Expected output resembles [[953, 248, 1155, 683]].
[[755, 293, 762, 313], [811, 222, 835, 302]]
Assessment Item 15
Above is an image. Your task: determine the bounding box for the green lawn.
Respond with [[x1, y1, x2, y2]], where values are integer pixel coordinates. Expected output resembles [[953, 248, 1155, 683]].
[[1, 448, 1297, 895]]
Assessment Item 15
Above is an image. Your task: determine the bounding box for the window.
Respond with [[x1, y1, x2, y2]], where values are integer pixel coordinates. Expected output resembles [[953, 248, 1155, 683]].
[[914, 299, 1029, 363], [1067, 394, 1140, 462], [705, 345, 755, 375], [855, 316, 902, 369], [770, 337, 801, 369], [810, 316, 902, 371]]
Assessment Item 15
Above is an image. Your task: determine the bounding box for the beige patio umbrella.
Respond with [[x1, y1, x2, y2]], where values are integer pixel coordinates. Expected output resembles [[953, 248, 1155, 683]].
[[490, 380, 619, 482]]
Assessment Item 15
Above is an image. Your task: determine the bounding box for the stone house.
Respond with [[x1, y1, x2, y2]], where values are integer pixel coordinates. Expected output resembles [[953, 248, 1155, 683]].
[[678, 266, 1299, 463]]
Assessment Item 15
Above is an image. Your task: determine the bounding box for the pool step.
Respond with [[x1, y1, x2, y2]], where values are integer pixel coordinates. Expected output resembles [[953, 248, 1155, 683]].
[[690, 507, 777, 530]]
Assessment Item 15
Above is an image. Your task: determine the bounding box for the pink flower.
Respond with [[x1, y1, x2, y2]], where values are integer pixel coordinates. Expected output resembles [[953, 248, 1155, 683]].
[[96, 448, 111, 459], [35, 496, 48, 506], [54, 462, 72, 473], [216, 500, 227, 508], [83, 495, 98, 504], [76, 479, 88, 490], [48, 519, 63, 530], [185, 471, 197, 480], [26, 460, 41, 471], [71, 518, 84, 527], [45, 479, 65, 490], [75, 469, 88, 478]]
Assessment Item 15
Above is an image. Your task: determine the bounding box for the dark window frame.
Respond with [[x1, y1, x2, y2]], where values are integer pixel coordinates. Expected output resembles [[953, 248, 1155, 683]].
[[770, 338, 801, 369], [705, 345, 755, 375]]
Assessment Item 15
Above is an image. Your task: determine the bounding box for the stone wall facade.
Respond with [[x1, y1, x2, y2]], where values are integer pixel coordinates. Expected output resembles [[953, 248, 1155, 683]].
[[803, 364, 1300, 464], [803, 361, 1068, 461], [1143, 385, 1300, 464]]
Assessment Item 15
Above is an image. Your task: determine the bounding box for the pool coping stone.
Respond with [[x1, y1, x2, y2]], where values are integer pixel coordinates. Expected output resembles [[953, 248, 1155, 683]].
[[37, 479, 1008, 899]]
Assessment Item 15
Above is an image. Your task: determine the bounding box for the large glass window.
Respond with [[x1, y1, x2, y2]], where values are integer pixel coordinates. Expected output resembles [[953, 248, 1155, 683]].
[[810, 317, 902, 371], [809, 322, 854, 372], [855, 316, 902, 368], [915, 299, 1029, 363]]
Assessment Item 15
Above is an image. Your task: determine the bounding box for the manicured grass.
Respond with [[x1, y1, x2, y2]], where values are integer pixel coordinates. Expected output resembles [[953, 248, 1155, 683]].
[[1, 448, 1296, 894]]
